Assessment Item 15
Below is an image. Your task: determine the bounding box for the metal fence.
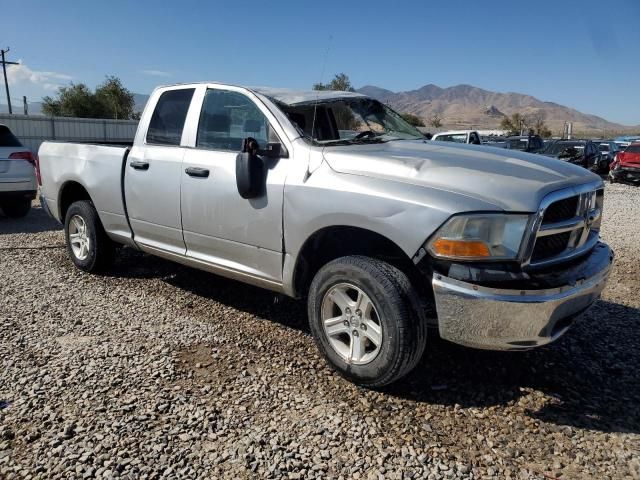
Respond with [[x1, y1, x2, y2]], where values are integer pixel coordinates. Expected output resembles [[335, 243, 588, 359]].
[[0, 114, 138, 152]]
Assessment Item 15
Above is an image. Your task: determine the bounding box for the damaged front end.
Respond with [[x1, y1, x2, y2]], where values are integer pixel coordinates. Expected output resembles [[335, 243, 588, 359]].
[[415, 181, 614, 350], [426, 243, 613, 350]]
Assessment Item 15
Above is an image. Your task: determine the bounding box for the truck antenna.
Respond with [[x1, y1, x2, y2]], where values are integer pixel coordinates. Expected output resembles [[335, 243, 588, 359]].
[[304, 36, 332, 182], [310, 36, 332, 144]]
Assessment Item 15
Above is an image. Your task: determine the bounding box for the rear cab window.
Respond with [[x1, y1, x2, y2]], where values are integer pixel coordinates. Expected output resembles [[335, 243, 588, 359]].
[[146, 88, 195, 145], [436, 134, 467, 143]]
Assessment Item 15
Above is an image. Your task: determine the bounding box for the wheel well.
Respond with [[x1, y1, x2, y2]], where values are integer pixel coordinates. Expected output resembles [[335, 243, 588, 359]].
[[59, 181, 92, 221], [293, 226, 426, 298]]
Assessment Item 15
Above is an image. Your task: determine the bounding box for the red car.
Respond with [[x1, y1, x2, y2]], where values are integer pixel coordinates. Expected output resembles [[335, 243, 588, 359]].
[[610, 143, 640, 184]]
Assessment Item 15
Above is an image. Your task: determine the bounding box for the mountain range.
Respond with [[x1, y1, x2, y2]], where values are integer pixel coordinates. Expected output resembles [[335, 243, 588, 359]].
[[2, 86, 637, 136], [356, 84, 638, 135]]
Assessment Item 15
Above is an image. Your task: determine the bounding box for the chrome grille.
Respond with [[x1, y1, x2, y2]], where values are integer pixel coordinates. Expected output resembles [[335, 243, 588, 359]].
[[531, 231, 571, 262], [523, 183, 603, 267], [542, 196, 579, 223]]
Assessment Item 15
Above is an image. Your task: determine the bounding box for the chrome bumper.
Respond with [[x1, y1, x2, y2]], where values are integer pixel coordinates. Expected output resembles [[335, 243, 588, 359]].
[[432, 243, 613, 350]]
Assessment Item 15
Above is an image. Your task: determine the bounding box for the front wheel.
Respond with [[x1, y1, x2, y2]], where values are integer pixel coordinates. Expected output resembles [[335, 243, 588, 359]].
[[308, 256, 427, 387], [64, 200, 114, 272]]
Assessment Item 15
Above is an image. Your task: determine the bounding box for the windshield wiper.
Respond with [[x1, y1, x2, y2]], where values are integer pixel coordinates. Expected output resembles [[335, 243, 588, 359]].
[[321, 137, 387, 146]]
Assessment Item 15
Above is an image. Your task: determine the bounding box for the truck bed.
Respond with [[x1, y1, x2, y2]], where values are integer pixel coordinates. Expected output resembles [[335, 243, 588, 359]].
[[38, 141, 133, 244]]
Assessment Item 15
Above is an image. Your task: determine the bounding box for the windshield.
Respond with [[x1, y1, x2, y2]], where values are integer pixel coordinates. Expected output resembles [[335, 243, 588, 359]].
[[274, 97, 425, 146], [545, 141, 585, 155], [598, 144, 610, 152]]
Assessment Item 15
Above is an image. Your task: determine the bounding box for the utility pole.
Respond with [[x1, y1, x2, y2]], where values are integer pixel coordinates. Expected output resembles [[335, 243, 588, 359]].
[[1, 47, 19, 114], [23, 96, 28, 115]]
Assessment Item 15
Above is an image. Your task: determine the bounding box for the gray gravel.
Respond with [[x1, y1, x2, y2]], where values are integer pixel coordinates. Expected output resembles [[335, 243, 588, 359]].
[[1, 186, 639, 480]]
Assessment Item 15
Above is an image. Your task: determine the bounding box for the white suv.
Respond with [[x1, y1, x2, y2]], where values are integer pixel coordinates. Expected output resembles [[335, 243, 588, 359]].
[[0, 124, 38, 218], [431, 130, 482, 145]]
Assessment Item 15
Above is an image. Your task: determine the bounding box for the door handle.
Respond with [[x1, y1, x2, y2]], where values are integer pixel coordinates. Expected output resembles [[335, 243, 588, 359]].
[[185, 167, 210, 178], [129, 161, 149, 171]]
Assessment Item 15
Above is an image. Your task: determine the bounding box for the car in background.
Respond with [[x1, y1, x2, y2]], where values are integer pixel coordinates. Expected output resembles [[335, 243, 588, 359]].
[[597, 141, 622, 164], [431, 130, 482, 144], [505, 135, 545, 153], [542, 139, 608, 174], [481, 135, 508, 148], [610, 143, 640, 184], [614, 135, 640, 149], [0, 124, 38, 218]]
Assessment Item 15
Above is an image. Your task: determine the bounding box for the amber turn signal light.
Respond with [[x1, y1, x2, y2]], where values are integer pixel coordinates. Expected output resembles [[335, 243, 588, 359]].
[[431, 239, 491, 258]]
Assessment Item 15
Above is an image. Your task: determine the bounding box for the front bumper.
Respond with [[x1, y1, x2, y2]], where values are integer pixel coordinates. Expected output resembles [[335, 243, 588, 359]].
[[432, 242, 613, 350], [610, 166, 640, 182]]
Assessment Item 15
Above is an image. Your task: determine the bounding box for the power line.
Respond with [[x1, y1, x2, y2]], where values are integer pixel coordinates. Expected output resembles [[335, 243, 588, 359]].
[[1, 47, 19, 114]]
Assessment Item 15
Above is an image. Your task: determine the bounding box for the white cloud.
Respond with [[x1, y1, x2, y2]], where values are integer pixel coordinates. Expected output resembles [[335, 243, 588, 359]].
[[141, 69, 172, 77], [7, 62, 72, 89]]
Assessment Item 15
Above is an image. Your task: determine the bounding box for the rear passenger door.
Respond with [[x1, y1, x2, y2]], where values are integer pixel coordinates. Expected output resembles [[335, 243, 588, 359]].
[[125, 87, 195, 254], [180, 87, 288, 285]]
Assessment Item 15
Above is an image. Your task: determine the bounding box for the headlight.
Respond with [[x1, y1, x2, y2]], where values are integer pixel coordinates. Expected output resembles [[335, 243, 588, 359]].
[[427, 214, 531, 261]]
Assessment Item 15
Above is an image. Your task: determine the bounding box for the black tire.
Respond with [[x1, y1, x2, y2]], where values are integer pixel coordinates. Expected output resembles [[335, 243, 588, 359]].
[[64, 200, 114, 272], [308, 255, 427, 387], [1, 199, 31, 218]]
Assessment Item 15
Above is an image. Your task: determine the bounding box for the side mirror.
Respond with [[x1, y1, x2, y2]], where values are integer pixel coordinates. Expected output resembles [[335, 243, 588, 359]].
[[236, 138, 265, 199], [258, 142, 285, 158]]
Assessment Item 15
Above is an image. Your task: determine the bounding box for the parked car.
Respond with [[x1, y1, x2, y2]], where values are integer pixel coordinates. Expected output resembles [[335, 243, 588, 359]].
[[481, 135, 508, 148], [610, 143, 640, 183], [431, 130, 482, 144], [597, 141, 622, 165], [38, 82, 613, 387], [614, 135, 640, 149], [0, 124, 38, 218], [505, 135, 545, 153], [542, 139, 609, 174]]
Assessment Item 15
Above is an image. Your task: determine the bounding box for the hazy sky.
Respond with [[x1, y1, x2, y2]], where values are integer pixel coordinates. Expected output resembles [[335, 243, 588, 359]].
[[3, 0, 640, 124]]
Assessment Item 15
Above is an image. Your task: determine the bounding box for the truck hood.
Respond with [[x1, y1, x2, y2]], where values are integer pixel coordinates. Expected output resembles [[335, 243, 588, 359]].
[[322, 140, 600, 212]]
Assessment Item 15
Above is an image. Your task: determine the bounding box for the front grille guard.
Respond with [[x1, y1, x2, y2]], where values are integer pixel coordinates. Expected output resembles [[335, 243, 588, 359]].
[[519, 180, 604, 269]]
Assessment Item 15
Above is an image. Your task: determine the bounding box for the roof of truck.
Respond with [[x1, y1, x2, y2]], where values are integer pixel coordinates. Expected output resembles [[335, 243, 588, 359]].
[[155, 81, 367, 106], [250, 87, 366, 106]]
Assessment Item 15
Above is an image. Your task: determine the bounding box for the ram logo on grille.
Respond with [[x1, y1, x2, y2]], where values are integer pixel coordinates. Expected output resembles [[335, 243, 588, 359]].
[[574, 190, 601, 249]]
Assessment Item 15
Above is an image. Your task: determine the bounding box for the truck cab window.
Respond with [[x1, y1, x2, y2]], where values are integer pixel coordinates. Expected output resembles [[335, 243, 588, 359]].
[[197, 90, 270, 151], [146, 88, 195, 146]]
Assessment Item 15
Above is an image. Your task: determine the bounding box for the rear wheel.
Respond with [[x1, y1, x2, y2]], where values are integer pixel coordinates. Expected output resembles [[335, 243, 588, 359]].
[[1, 199, 31, 218], [64, 200, 114, 272], [308, 255, 427, 387]]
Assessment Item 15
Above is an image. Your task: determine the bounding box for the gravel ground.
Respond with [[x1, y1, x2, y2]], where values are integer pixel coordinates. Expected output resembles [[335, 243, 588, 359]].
[[1, 185, 639, 480]]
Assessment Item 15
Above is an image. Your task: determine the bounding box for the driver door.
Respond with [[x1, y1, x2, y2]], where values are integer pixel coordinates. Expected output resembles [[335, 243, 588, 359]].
[[180, 87, 288, 285]]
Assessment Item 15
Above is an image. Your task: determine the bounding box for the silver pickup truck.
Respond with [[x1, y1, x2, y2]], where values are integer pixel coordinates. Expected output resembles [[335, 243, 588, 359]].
[[39, 82, 613, 387]]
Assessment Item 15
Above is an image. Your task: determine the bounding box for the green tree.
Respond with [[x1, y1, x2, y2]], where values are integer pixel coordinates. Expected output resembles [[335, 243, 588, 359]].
[[401, 113, 425, 127], [43, 83, 100, 118], [95, 76, 135, 120], [313, 73, 355, 92], [430, 112, 443, 128], [500, 113, 527, 135], [528, 111, 553, 137], [42, 76, 135, 119]]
